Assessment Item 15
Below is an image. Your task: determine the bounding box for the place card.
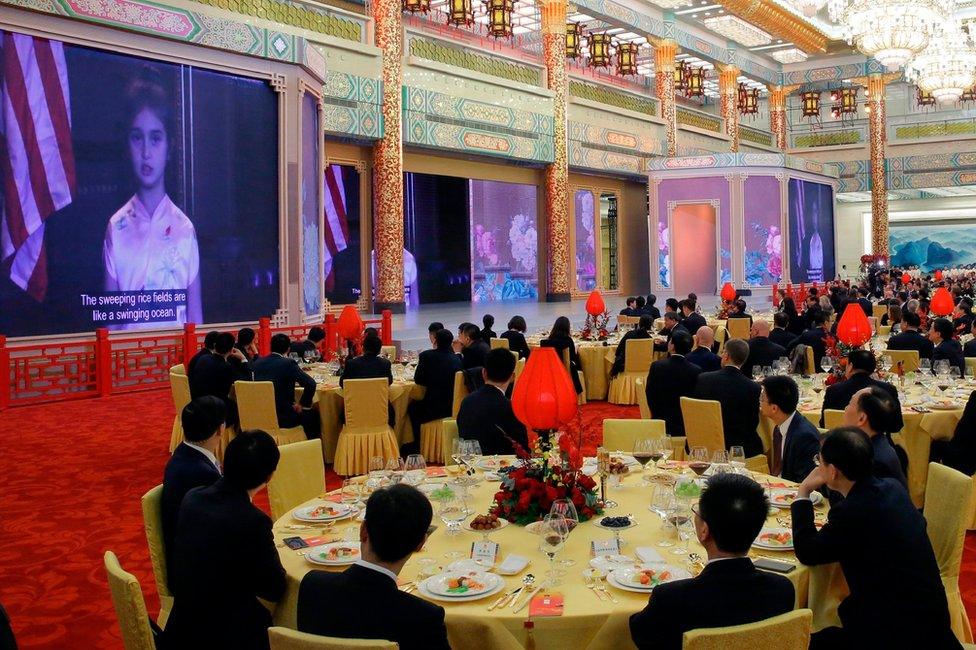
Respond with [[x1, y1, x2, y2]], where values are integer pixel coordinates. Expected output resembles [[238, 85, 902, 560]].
[[425, 467, 447, 478], [470, 540, 499, 565], [529, 592, 564, 617], [591, 538, 621, 557], [302, 535, 335, 547]]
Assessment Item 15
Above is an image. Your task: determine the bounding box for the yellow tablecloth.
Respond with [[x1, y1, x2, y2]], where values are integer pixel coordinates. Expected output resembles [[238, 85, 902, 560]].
[[270, 465, 846, 649]]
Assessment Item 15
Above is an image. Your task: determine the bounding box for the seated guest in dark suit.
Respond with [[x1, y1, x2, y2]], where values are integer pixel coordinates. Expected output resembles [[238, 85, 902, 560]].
[[821, 349, 903, 431], [542, 316, 583, 394], [843, 386, 908, 488], [251, 334, 319, 438], [643, 294, 661, 320], [189, 332, 250, 425], [341, 334, 395, 427], [235, 327, 260, 363], [664, 297, 679, 313], [457, 323, 490, 371], [630, 473, 794, 650], [635, 295, 647, 315], [426, 322, 444, 349], [886, 311, 934, 360], [165, 430, 286, 650], [646, 330, 701, 437], [953, 299, 974, 336], [931, 389, 976, 476], [679, 299, 707, 336], [786, 310, 830, 372], [791, 428, 956, 649], [856, 287, 874, 317], [742, 320, 786, 378], [693, 339, 763, 458], [769, 312, 795, 349], [620, 296, 639, 317], [289, 326, 325, 361], [407, 328, 463, 448], [456, 349, 528, 454], [481, 314, 497, 341], [298, 484, 450, 650], [685, 326, 720, 372], [931, 317, 966, 377], [610, 315, 654, 378], [964, 320, 976, 359], [726, 298, 753, 326], [186, 330, 219, 376], [499, 315, 530, 359], [161, 396, 225, 586], [654, 311, 688, 353], [760, 375, 820, 483]]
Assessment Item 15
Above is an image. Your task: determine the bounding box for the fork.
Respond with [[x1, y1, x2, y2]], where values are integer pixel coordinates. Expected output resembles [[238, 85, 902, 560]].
[[594, 576, 618, 603], [583, 574, 606, 601]]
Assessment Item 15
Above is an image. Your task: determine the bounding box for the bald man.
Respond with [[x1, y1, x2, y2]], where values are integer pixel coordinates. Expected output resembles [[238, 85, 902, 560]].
[[742, 320, 786, 378], [686, 326, 721, 372]]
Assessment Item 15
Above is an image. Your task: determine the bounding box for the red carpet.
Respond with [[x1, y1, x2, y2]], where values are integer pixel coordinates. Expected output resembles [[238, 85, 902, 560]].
[[0, 392, 970, 648]]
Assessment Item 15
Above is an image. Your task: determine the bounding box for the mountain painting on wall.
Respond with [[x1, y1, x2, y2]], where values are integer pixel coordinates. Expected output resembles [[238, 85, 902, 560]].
[[889, 223, 976, 271]]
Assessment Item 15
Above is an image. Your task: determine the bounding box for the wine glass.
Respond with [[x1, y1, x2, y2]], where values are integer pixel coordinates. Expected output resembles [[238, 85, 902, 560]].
[[549, 499, 579, 568], [762, 366, 774, 379], [341, 478, 366, 510], [670, 501, 693, 555], [711, 449, 730, 474], [729, 446, 746, 474], [649, 485, 676, 548], [752, 366, 763, 382], [821, 356, 834, 374], [919, 358, 932, 375], [303, 349, 315, 365], [880, 354, 893, 374], [404, 454, 427, 486], [689, 447, 710, 476], [386, 457, 404, 483], [539, 515, 569, 586], [658, 439, 673, 467], [459, 439, 482, 476], [447, 439, 465, 483], [633, 438, 656, 485], [440, 493, 467, 537]]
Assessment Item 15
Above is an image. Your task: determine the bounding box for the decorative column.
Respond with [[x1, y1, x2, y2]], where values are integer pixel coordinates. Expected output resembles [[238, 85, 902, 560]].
[[866, 74, 888, 258], [769, 85, 788, 151], [718, 65, 740, 152], [654, 40, 678, 157], [372, 0, 405, 313], [540, 0, 570, 301]]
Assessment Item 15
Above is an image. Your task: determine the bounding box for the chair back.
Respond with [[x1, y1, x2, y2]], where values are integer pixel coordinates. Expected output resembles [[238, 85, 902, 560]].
[[680, 397, 725, 454], [822, 409, 844, 429], [268, 439, 326, 521], [490, 338, 510, 350], [140, 485, 172, 622], [623, 339, 654, 374], [635, 377, 652, 419], [968, 357, 976, 379], [803, 346, 815, 375], [380, 345, 397, 361], [726, 318, 751, 341], [268, 627, 398, 649], [867, 316, 878, 333], [886, 349, 920, 374], [235, 381, 282, 431], [343, 378, 391, 429], [169, 370, 191, 415], [878, 325, 892, 337], [104, 551, 157, 650], [873, 304, 888, 321], [451, 371, 469, 419], [682, 609, 812, 650], [514, 357, 526, 383], [170, 363, 186, 375], [603, 419, 665, 452], [617, 315, 639, 328]]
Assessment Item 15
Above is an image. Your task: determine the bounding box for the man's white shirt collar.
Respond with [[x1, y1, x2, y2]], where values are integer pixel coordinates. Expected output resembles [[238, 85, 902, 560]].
[[355, 558, 399, 584], [184, 441, 221, 472]]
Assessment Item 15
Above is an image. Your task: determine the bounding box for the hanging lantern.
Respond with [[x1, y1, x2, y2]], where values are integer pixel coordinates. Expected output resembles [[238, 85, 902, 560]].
[[931, 287, 955, 316], [337, 305, 364, 341], [935, 269, 944, 281], [484, 0, 514, 39], [615, 41, 639, 76], [830, 86, 858, 118], [720, 282, 737, 303], [585, 290, 606, 316], [901, 272, 912, 284], [801, 91, 821, 118], [685, 66, 705, 98], [402, 0, 430, 13], [446, 0, 474, 27], [566, 21, 584, 59], [737, 84, 759, 116], [836, 303, 873, 348], [511, 347, 578, 432], [916, 87, 937, 108], [674, 61, 689, 91], [587, 32, 612, 68]]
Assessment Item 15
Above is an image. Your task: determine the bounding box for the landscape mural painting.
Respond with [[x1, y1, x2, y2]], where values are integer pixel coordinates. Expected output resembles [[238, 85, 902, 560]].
[[890, 222, 976, 271]]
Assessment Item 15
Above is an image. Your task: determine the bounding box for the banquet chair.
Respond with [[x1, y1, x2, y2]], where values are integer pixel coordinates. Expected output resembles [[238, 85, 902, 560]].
[[668, 436, 687, 462], [822, 409, 844, 429], [168, 367, 191, 453], [140, 485, 173, 629], [680, 397, 725, 455], [726, 318, 751, 341], [451, 371, 469, 419], [886, 349, 920, 374], [878, 325, 892, 337], [420, 417, 448, 463], [104, 551, 157, 650], [380, 345, 397, 361], [634, 378, 652, 419], [714, 326, 729, 356], [608, 339, 654, 405], [235, 381, 307, 447], [924, 462, 975, 643], [681, 608, 812, 650], [873, 304, 888, 321], [490, 338, 509, 350], [268, 627, 397, 649], [966, 357, 976, 379], [805, 346, 816, 375], [334, 378, 399, 476], [514, 357, 526, 383], [602, 419, 665, 452], [744, 454, 770, 474], [560, 348, 587, 405], [617, 315, 639, 329], [268, 439, 326, 521]]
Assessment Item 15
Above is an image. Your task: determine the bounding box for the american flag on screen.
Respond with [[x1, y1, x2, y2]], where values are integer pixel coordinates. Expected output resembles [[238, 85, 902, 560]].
[[0, 32, 75, 301], [323, 163, 349, 291]]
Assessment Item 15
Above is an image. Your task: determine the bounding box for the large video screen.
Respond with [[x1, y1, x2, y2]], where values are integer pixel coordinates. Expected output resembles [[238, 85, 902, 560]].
[[788, 179, 835, 283], [469, 179, 538, 302], [301, 93, 321, 317], [0, 31, 279, 337]]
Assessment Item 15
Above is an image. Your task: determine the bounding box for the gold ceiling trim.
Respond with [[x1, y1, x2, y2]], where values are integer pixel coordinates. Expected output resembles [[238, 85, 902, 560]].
[[715, 0, 829, 54]]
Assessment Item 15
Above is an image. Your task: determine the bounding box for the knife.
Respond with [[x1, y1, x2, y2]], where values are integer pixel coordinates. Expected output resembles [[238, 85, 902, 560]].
[[512, 585, 541, 613], [488, 586, 522, 611]]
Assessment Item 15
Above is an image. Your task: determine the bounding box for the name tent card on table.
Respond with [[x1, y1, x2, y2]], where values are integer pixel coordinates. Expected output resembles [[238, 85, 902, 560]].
[[591, 538, 621, 556], [470, 541, 499, 565]]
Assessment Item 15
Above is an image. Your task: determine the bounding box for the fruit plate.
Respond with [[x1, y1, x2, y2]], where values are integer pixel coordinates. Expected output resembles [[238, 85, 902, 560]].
[[462, 517, 510, 534], [752, 527, 794, 550], [594, 517, 638, 531]]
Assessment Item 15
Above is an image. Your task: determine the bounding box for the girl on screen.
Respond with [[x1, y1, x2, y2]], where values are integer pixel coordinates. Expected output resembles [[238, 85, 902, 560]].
[[102, 66, 202, 329]]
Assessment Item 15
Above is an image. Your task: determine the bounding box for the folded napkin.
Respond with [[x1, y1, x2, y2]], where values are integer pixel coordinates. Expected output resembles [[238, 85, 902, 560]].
[[635, 547, 665, 564]]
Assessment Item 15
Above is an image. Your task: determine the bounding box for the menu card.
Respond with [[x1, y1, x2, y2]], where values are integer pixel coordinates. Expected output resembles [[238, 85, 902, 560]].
[[529, 592, 564, 617], [470, 541, 499, 565], [590, 538, 621, 556]]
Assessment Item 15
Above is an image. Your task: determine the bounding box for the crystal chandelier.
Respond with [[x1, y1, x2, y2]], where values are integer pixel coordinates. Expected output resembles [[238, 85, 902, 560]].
[[827, 0, 952, 70], [904, 22, 976, 103]]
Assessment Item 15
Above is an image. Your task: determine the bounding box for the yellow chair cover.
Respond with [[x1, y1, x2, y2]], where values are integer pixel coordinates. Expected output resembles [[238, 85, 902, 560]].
[[924, 462, 975, 643], [635, 377, 652, 419], [380, 345, 397, 360], [726, 318, 751, 341], [268, 626, 398, 649], [490, 338, 509, 350], [602, 419, 666, 452], [104, 551, 157, 650], [420, 419, 446, 463], [561, 348, 587, 406], [680, 397, 725, 455], [886, 349, 920, 373], [878, 325, 892, 337], [682, 608, 812, 650], [868, 316, 878, 333], [608, 339, 654, 405], [268, 439, 326, 521], [669, 436, 687, 462], [235, 381, 306, 447], [442, 419, 459, 462], [822, 409, 844, 429], [805, 346, 815, 375], [514, 358, 525, 383], [617, 315, 639, 328], [168, 367, 191, 452], [715, 326, 728, 356], [451, 371, 468, 419], [873, 304, 888, 321], [334, 378, 399, 476], [966, 357, 976, 379], [140, 485, 172, 628], [745, 454, 770, 474]]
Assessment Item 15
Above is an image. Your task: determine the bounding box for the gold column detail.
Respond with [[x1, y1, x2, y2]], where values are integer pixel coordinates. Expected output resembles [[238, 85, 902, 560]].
[[372, 0, 405, 312], [769, 86, 788, 151], [654, 40, 678, 157], [719, 66, 740, 153], [541, 0, 570, 300], [867, 74, 888, 258]]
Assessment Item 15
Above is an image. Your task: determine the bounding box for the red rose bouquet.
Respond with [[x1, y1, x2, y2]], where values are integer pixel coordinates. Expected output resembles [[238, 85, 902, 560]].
[[580, 310, 611, 341], [822, 334, 850, 387]]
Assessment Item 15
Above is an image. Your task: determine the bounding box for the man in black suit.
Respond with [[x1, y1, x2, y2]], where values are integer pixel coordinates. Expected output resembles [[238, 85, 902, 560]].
[[654, 311, 688, 352], [341, 334, 395, 427], [407, 328, 463, 448], [821, 350, 903, 432], [456, 348, 528, 455], [786, 310, 830, 372], [289, 326, 325, 361], [630, 473, 794, 650], [426, 321, 444, 349], [726, 299, 753, 326], [843, 386, 908, 488], [693, 339, 763, 457], [742, 320, 787, 378], [457, 323, 490, 370], [251, 334, 319, 438], [298, 484, 450, 650], [619, 296, 639, 317], [643, 294, 661, 320], [686, 326, 721, 372], [188, 332, 251, 425], [679, 298, 707, 336], [769, 312, 795, 349], [931, 317, 967, 377], [186, 331, 219, 376], [610, 315, 654, 377], [887, 311, 934, 360], [161, 396, 225, 586], [760, 375, 820, 483], [792, 428, 956, 649], [646, 330, 701, 437], [165, 430, 286, 650], [856, 288, 874, 317]]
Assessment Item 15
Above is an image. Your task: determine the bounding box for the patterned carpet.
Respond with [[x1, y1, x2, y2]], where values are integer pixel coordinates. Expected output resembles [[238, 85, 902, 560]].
[[0, 391, 971, 648]]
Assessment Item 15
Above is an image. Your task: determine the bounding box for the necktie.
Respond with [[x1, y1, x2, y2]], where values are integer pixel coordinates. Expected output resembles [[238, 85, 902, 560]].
[[771, 425, 783, 477]]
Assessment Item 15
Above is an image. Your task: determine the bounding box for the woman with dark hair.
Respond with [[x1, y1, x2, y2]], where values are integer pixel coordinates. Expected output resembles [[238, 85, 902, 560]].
[[481, 314, 497, 341], [541, 316, 582, 394], [881, 304, 902, 332], [779, 297, 804, 335], [499, 315, 530, 359], [235, 327, 259, 362]]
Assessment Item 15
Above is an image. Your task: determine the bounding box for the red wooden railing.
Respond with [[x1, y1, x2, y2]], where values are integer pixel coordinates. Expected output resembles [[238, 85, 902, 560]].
[[0, 310, 393, 410]]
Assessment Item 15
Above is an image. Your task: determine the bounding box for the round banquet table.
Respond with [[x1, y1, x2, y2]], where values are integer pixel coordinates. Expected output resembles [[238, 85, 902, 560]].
[[270, 463, 847, 649], [525, 337, 618, 401]]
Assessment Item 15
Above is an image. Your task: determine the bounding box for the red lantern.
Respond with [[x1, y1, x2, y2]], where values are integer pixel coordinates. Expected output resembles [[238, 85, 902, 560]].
[[935, 269, 944, 281], [772, 283, 780, 308], [337, 305, 363, 340], [836, 303, 873, 348], [585, 290, 606, 316], [511, 347, 578, 431], [931, 287, 955, 316], [720, 283, 737, 303], [901, 272, 911, 284]]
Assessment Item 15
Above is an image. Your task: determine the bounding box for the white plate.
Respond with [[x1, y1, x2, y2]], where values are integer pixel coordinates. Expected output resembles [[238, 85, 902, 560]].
[[304, 542, 361, 566], [752, 527, 794, 550], [462, 517, 510, 534], [423, 571, 502, 598], [475, 457, 516, 471], [293, 501, 354, 522], [769, 489, 823, 509], [416, 576, 505, 603], [589, 554, 635, 572], [610, 564, 691, 591], [583, 454, 640, 467], [929, 402, 964, 411]]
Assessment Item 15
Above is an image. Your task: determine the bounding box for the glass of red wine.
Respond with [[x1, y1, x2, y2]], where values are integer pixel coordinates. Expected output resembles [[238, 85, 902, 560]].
[[689, 447, 711, 477]]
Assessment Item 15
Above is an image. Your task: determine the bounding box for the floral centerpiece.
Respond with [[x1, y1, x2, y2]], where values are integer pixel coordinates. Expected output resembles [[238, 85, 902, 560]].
[[822, 334, 850, 387], [580, 310, 610, 341]]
